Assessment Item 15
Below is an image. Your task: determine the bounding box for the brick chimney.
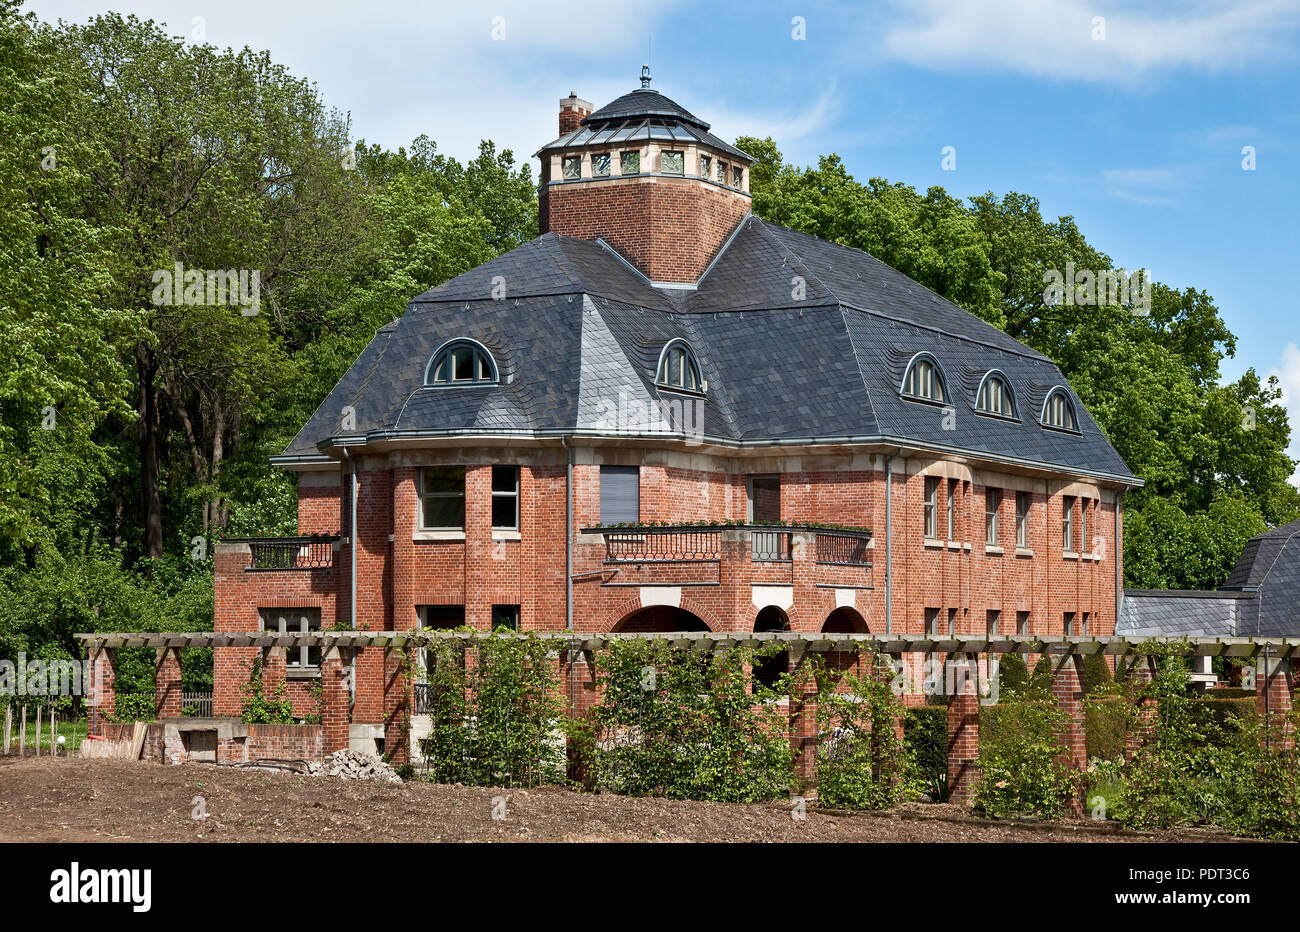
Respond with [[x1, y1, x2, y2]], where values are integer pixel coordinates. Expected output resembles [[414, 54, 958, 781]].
[[537, 73, 753, 285], [559, 93, 592, 136]]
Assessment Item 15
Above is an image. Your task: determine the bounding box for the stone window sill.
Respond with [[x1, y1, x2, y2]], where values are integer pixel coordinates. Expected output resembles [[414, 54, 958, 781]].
[[1015, 547, 1034, 558], [492, 530, 522, 542], [287, 668, 321, 680], [924, 538, 944, 549], [413, 530, 466, 542], [1063, 551, 1079, 561], [985, 545, 1004, 555]]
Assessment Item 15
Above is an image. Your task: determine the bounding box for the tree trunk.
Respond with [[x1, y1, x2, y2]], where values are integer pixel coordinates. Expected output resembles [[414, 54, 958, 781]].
[[136, 342, 165, 564]]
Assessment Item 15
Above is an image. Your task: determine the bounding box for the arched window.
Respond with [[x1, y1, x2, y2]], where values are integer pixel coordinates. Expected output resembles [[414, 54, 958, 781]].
[[656, 340, 704, 393], [901, 353, 948, 404], [1041, 386, 1079, 431], [976, 370, 1017, 419], [425, 339, 498, 386]]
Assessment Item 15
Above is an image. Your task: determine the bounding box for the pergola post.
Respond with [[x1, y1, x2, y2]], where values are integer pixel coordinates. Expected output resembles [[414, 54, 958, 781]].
[[383, 646, 411, 765], [945, 653, 980, 805], [1124, 653, 1157, 759], [154, 647, 184, 720], [1050, 652, 1087, 817], [88, 647, 116, 733], [1257, 656, 1295, 750], [789, 647, 819, 800], [321, 646, 350, 754]]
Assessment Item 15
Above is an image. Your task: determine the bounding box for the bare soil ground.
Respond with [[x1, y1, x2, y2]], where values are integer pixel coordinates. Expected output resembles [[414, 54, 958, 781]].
[[0, 756, 1243, 843]]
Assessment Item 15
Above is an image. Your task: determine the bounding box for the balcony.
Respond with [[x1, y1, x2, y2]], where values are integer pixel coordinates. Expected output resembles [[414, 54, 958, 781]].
[[233, 535, 340, 570]]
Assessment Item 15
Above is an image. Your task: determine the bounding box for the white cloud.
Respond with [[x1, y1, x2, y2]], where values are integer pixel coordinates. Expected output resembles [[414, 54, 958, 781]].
[[878, 0, 1300, 85], [1266, 342, 1300, 487]]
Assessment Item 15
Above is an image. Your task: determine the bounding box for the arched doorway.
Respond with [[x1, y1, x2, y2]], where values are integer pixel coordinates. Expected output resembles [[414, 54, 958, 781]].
[[613, 606, 710, 633], [753, 605, 790, 690], [822, 607, 869, 675]]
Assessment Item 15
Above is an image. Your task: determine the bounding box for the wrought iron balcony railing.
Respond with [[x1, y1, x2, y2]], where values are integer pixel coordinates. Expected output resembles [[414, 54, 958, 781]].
[[600, 527, 722, 563], [238, 535, 339, 570], [583, 524, 872, 567], [815, 531, 874, 567]]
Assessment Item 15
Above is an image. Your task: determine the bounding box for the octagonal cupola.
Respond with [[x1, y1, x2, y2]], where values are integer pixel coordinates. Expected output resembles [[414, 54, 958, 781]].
[[535, 66, 753, 286]]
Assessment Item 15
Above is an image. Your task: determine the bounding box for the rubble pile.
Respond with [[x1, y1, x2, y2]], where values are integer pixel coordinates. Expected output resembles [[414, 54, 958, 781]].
[[306, 749, 403, 784]]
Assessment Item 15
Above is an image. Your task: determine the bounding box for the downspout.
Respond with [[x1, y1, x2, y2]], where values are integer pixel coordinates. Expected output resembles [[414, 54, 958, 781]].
[[1114, 489, 1123, 631], [341, 445, 358, 707], [561, 436, 573, 630], [885, 449, 901, 635]]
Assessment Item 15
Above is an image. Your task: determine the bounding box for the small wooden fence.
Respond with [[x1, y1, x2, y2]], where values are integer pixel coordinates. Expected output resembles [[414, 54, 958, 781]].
[[2, 703, 88, 757]]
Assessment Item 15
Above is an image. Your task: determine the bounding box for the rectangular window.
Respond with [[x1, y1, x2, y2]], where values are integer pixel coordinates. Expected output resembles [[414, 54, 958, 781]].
[[1016, 491, 1030, 548], [591, 152, 611, 177], [1016, 611, 1029, 636], [561, 155, 581, 180], [985, 488, 1001, 545], [1064, 612, 1076, 636], [492, 605, 521, 631], [698, 154, 711, 178], [620, 150, 640, 175], [1080, 499, 1090, 553], [948, 608, 958, 637], [421, 604, 465, 629], [1062, 495, 1076, 553], [420, 466, 465, 530], [924, 476, 939, 540], [1082, 612, 1090, 636], [732, 165, 743, 187], [263, 609, 322, 673], [599, 465, 640, 524], [717, 160, 728, 183], [986, 609, 1000, 637], [925, 607, 940, 636], [947, 478, 957, 541], [661, 150, 683, 174], [747, 474, 781, 523], [491, 465, 520, 530]]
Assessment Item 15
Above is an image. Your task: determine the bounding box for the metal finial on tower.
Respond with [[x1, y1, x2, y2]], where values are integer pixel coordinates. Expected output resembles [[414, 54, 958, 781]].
[[640, 64, 651, 88]]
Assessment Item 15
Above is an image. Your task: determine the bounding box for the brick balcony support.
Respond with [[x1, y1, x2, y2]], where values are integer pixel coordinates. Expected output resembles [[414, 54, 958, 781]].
[[154, 647, 183, 720], [1050, 652, 1087, 817], [1257, 656, 1295, 750], [88, 647, 116, 733], [945, 654, 979, 805], [321, 647, 349, 754]]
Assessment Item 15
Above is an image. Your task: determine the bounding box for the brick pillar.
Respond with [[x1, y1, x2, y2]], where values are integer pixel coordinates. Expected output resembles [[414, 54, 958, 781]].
[[1256, 656, 1295, 750], [261, 646, 286, 701], [1050, 652, 1086, 817], [88, 647, 116, 733], [154, 647, 183, 720], [789, 649, 819, 800], [1125, 654, 1156, 759], [945, 654, 979, 805], [383, 646, 411, 765], [321, 647, 349, 754]]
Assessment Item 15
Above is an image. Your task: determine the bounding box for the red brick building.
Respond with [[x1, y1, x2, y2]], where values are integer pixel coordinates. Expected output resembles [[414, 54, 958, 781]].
[[214, 71, 1140, 755]]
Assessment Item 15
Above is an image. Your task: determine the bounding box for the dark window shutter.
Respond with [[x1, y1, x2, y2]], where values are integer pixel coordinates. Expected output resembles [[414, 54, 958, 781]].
[[600, 466, 640, 524]]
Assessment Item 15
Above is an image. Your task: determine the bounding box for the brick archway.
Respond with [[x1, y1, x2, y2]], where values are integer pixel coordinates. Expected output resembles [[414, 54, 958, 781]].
[[600, 594, 722, 633], [823, 606, 869, 633]]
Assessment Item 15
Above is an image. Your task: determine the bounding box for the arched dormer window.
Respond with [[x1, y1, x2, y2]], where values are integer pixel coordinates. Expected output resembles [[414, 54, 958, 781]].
[[1041, 386, 1079, 431], [975, 370, 1018, 419], [656, 339, 704, 393], [900, 353, 948, 404], [425, 339, 498, 386]]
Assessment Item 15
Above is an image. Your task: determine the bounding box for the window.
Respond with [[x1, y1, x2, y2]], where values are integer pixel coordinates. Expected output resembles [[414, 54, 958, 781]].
[[491, 466, 519, 530], [426, 340, 497, 386], [1081, 612, 1090, 636], [924, 607, 941, 695], [599, 465, 639, 524], [947, 478, 957, 541], [1080, 498, 1089, 553], [985, 488, 1001, 545], [1016, 611, 1029, 636], [924, 476, 939, 540], [925, 607, 940, 636], [948, 608, 958, 637], [263, 609, 321, 673], [561, 155, 582, 180], [901, 354, 947, 403], [421, 604, 465, 629], [1064, 612, 1076, 637], [420, 466, 466, 530], [492, 605, 520, 631], [976, 371, 1016, 418], [592, 153, 611, 177], [717, 160, 728, 183], [1062, 495, 1076, 553], [656, 340, 704, 392], [699, 154, 711, 178], [747, 474, 781, 523], [986, 609, 1000, 637], [1015, 491, 1030, 548], [1042, 387, 1078, 431], [620, 150, 640, 175], [732, 165, 743, 187], [661, 150, 684, 174]]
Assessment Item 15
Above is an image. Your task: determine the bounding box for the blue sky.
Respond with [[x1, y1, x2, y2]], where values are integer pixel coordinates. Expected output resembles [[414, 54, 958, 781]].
[[29, 0, 1300, 478]]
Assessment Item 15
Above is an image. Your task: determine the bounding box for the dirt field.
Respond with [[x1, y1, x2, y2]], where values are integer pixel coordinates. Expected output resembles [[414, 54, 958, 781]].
[[0, 756, 1240, 843]]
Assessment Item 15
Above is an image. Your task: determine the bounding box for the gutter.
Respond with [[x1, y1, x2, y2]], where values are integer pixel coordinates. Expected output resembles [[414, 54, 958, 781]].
[[561, 436, 574, 631]]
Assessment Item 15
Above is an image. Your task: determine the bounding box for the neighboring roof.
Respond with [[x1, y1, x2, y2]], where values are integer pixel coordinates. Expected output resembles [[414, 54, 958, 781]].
[[280, 215, 1138, 486], [1219, 518, 1300, 637], [1117, 589, 1255, 639]]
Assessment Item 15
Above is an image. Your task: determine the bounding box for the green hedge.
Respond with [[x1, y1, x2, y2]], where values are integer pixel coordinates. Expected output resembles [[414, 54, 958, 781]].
[[903, 704, 947, 800], [1085, 696, 1128, 760]]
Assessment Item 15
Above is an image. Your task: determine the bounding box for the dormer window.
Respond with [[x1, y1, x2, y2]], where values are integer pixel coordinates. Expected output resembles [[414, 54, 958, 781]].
[[561, 156, 582, 180], [656, 339, 704, 393], [717, 160, 728, 184], [976, 370, 1017, 419], [592, 153, 611, 177], [699, 154, 712, 178], [1041, 387, 1079, 431], [731, 166, 743, 188], [661, 150, 684, 174], [620, 150, 640, 175], [901, 354, 947, 404], [425, 339, 498, 386]]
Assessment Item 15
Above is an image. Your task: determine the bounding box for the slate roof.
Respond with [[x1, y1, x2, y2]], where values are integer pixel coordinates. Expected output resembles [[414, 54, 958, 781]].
[[1117, 589, 1254, 638], [279, 214, 1138, 485], [1217, 518, 1300, 637]]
